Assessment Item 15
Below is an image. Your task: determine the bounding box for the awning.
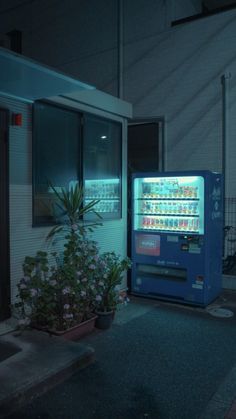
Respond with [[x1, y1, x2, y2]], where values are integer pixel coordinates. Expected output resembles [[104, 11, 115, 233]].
[[0, 47, 95, 103]]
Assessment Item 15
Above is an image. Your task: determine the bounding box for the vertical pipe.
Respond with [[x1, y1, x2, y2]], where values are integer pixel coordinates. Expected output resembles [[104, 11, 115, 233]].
[[117, 0, 124, 99], [221, 72, 231, 200], [221, 73, 231, 257]]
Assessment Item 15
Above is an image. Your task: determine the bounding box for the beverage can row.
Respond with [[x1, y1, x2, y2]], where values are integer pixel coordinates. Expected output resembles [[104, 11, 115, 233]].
[[141, 216, 199, 231], [142, 181, 198, 199], [87, 200, 119, 213], [85, 182, 119, 199], [141, 201, 198, 215]]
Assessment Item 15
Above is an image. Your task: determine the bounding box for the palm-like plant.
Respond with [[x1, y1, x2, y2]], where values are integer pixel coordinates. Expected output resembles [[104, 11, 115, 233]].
[[47, 182, 102, 240]]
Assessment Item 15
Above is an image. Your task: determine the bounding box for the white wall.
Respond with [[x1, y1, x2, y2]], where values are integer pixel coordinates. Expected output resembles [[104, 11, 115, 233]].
[[0, 94, 128, 303]]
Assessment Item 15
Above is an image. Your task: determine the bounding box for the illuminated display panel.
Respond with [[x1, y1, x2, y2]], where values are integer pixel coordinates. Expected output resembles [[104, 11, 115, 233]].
[[134, 176, 204, 234]]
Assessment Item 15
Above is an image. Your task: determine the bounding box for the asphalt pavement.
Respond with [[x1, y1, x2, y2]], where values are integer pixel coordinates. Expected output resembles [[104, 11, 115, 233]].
[[2, 291, 236, 419]]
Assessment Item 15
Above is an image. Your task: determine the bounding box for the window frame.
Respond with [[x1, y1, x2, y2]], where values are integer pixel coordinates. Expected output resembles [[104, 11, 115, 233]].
[[82, 111, 123, 221], [32, 100, 83, 227], [32, 101, 123, 226]]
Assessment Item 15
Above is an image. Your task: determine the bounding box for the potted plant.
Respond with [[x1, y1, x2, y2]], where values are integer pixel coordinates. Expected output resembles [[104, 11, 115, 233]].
[[14, 182, 103, 339], [94, 251, 131, 330]]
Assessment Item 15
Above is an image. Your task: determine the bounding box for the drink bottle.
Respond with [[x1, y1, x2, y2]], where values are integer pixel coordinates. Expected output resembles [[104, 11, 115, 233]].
[[164, 218, 169, 229]]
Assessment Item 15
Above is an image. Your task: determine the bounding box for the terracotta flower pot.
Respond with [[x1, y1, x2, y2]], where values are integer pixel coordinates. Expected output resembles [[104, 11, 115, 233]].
[[33, 315, 98, 340]]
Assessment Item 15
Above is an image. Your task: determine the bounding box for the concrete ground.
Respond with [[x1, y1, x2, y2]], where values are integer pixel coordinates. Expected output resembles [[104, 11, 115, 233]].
[[0, 330, 94, 417], [1, 289, 236, 418]]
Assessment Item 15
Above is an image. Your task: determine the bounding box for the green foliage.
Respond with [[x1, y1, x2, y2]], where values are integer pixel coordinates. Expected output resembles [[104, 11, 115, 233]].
[[15, 181, 131, 331], [47, 182, 102, 240], [94, 252, 131, 312]]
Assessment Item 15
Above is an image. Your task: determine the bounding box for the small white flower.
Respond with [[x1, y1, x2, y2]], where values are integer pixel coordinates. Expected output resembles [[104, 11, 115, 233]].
[[30, 288, 38, 297], [62, 287, 71, 295], [50, 279, 57, 286], [80, 290, 86, 297], [95, 295, 102, 302], [71, 224, 78, 231]]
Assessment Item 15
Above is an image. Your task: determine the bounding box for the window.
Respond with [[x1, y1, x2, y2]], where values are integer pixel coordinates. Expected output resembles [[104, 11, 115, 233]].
[[33, 103, 122, 225], [33, 102, 81, 225], [83, 114, 122, 220]]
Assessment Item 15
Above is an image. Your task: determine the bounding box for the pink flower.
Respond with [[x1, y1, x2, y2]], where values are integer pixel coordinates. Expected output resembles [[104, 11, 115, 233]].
[[62, 287, 71, 295], [63, 313, 74, 320], [71, 224, 78, 231], [95, 295, 102, 302], [30, 288, 38, 297], [19, 283, 27, 289], [89, 264, 96, 270], [64, 304, 70, 310], [50, 279, 57, 286]]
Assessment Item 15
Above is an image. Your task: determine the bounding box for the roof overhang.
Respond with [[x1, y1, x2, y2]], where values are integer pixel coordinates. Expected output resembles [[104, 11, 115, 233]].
[[48, 90, 133, 119], [0, 47, 95, 103], [0, 47, 132, 119]]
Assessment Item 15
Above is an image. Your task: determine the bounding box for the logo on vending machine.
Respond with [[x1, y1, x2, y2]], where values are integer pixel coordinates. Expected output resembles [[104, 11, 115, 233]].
[[211, 186, 221, 220]]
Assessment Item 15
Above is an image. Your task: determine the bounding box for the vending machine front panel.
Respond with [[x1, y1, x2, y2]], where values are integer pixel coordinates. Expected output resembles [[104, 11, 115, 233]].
[[131, 171, 223, 306]]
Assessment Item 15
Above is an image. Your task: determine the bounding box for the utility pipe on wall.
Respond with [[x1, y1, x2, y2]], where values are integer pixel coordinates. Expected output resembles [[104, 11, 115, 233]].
[[117, 0, 124, 99], [221, 72, 231, 200]]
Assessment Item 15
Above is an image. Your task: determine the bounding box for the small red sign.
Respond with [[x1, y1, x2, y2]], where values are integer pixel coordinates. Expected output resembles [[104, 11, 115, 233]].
[[135, 234, 160, 256]]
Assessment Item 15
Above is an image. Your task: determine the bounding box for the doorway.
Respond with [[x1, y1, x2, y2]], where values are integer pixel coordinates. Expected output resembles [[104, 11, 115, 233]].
[[0, 109, 10, 321], [127, 119, 164, 290]]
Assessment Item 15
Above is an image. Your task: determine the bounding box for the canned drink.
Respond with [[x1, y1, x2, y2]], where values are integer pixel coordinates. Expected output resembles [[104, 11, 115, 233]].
[[169, 218, 173, 230], [174, 218, 179, 229], [142, 217, 147, 228], [194, 218, 199, 231]]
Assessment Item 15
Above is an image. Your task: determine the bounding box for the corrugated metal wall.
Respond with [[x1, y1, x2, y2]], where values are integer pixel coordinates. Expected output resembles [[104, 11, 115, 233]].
[[0, 94, 128, 304]]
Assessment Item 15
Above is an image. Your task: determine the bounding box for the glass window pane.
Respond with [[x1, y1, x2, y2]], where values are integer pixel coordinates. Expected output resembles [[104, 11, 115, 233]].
[[33, 102, 81, 225], [83, 114, 122, 220]]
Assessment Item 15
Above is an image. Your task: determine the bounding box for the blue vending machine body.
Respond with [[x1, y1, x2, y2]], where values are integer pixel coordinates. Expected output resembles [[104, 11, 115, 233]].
[[131, 171, 223, 306]]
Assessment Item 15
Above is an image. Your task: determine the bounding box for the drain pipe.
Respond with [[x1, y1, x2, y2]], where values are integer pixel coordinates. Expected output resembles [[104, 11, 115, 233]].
[[117, 0, 124, 99], [221, 72, 231, 227]]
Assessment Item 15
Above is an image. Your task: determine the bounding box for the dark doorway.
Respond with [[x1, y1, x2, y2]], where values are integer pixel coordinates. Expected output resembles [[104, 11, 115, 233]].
[[0, 109, 10, 321], [127, 121, 164, 291]]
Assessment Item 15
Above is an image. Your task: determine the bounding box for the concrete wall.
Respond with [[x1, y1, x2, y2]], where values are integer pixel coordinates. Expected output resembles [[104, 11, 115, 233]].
[[0, 0, 236, 194]]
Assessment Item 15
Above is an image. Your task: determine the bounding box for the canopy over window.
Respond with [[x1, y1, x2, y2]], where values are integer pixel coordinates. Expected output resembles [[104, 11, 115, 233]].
[[0, 47, 94, 102]]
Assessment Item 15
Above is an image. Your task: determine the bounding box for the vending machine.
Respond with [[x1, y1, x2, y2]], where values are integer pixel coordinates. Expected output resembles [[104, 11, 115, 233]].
[[131, 171, 223, 306]]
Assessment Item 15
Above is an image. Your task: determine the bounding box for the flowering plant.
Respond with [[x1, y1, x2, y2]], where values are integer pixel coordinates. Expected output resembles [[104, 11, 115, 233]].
[[94, 252, 131, 313], [15, 182, 103, 331]]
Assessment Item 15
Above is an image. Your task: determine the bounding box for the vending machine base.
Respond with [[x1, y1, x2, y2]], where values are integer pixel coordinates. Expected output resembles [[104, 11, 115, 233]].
[[130, 290, 219, 308]]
